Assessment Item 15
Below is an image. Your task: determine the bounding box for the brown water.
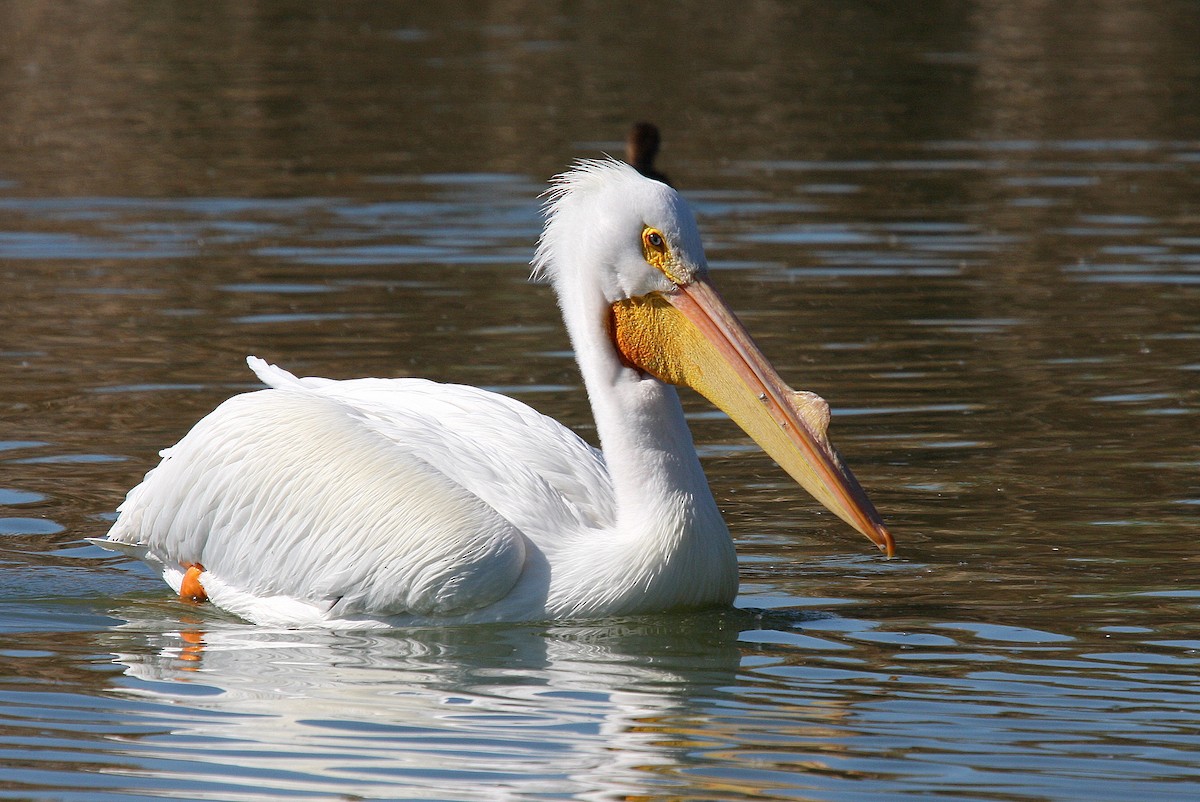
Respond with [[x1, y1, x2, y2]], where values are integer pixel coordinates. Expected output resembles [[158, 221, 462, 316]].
[[1, 2, 1198, 800]]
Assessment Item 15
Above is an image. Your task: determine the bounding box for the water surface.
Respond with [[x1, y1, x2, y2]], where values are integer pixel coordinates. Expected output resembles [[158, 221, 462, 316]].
[[1, 2, 1198, 800]]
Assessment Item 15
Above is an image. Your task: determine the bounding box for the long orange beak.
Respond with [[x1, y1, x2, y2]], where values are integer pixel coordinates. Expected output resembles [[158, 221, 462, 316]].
[[611, 276, 894, 556]]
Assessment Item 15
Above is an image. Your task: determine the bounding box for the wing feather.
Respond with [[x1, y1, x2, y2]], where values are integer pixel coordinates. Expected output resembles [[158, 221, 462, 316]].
[[250, 357, 615, 534], [101, 358, 617, 624], [104, 389, 527, 620]]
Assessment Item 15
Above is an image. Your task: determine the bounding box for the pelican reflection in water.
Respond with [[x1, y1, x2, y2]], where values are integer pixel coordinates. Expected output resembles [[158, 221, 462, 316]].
[[95, 159, 894, 627]]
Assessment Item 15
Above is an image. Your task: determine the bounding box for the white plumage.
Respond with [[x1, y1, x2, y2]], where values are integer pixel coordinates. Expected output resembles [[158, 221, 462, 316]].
[[96, 160, 892, 627]]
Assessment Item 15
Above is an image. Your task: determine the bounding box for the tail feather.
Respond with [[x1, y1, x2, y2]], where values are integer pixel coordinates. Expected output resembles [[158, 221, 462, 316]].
[[246, 356, 333, 390], [88, 536, 154, 563], [89, 538, 185, 594]]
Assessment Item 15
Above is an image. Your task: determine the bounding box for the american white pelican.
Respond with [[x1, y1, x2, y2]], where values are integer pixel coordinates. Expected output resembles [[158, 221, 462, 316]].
[[95, 159, 893, 627]]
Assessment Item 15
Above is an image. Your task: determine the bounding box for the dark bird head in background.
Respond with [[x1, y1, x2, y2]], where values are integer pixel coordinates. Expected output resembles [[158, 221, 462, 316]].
[[626, 122, 671, 186]]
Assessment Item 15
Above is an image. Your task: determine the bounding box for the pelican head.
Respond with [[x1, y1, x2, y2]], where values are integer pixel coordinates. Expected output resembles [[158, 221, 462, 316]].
[[534, 159, 894, 556]]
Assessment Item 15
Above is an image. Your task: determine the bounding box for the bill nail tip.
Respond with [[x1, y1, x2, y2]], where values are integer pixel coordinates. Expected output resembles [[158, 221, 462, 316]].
[[875, 523, 896, 558]]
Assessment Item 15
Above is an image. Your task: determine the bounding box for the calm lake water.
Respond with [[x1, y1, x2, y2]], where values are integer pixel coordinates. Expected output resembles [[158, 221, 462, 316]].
[[2, 2, 1198, 800]]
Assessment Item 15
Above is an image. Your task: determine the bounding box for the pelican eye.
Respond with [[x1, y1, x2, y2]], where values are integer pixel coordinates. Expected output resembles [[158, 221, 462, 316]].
[[642, 226, 685, 283], [642, 227, 668, 256]]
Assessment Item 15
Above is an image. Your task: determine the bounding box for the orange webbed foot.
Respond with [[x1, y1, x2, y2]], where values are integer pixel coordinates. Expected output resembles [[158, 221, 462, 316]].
[[179, 563, 208, 604]]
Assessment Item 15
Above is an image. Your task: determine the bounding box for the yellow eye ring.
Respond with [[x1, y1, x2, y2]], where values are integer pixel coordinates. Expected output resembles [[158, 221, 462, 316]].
[[642, 226, 686, 284], [643, 227, 667, 254]]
